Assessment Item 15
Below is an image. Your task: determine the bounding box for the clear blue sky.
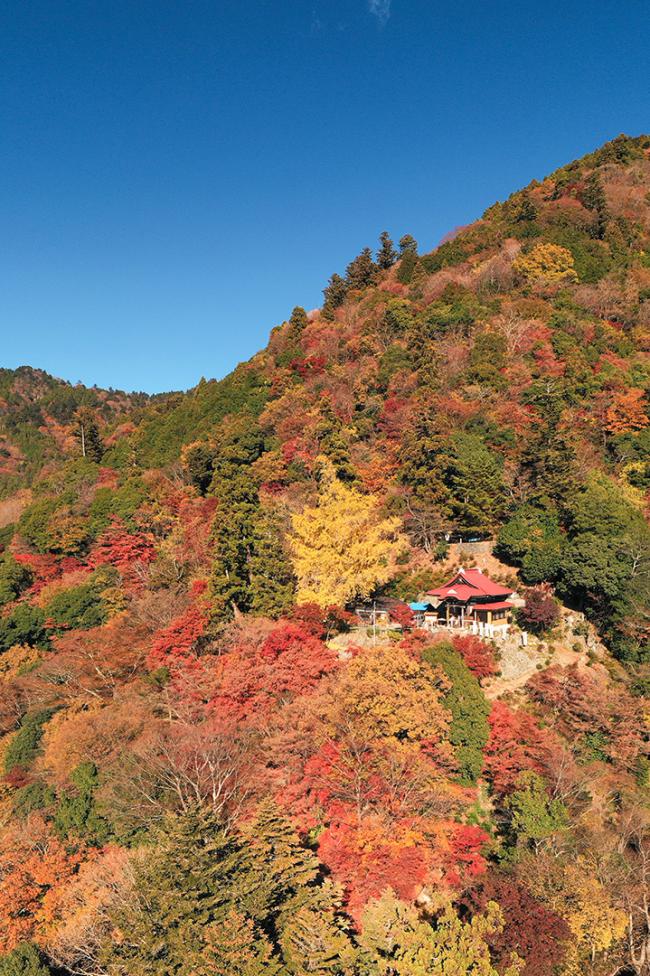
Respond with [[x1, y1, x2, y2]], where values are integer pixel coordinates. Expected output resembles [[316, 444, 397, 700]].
[[1, 0, 648, 393]]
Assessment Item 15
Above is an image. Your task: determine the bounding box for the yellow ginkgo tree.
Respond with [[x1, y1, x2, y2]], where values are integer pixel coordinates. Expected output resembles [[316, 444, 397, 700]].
[[290, 467, 406, 607]]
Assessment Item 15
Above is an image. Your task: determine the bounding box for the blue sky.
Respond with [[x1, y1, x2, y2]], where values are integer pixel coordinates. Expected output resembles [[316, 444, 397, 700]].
[[1, 0, 649, 393]]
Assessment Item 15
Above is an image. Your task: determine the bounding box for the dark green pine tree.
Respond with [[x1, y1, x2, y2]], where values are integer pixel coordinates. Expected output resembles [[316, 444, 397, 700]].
[[279, 883, 357, 976], [398, 411, 454, 541], [422, 643, 490, 784], [345, 247, 378, 290], [238, 801, 358, 975], [248, 507, 296, 619], [0, 943, 52, 976], [521, 385, 579, 511], [514, 189, 538, 222], [100, 807, 247, 976], [237, 799, 321, 924], [315, 400, 357, 483], [182, 442, 215, 495], [581, 171, 609, 239], [322, 273, 348, 320], [446, 434, 508, 535], [287, 305, 309, 337], [209, 424, 265, 622], [398, 233, 418, 255], [74, 407, 104, 462], [376, 231, 397, 270], [396, 248, 419, 284]]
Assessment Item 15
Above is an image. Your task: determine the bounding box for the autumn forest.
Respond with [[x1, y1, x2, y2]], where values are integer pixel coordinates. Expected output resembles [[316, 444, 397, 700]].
[[0, 134, 649, 976]]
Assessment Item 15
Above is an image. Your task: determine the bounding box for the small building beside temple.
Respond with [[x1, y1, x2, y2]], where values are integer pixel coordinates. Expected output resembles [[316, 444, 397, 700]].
[[411, 568, 518, 637]]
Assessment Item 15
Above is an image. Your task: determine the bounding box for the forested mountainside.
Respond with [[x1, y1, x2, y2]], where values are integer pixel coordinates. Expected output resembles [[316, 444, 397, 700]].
[[0, 367, 152, 491], [0, 134, 649, 976]]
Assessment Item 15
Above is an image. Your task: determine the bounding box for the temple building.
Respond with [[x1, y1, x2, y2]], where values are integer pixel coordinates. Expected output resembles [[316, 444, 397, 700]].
[[410, 567, 518, 637]]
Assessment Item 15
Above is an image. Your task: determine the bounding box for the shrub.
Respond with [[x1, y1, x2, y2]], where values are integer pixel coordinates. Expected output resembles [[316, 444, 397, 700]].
[[0, 943, 52, 975], [0, 604, 48, 652], [44, 576, 110, 632], [4, 709, 55, 774], [518, 586, 561, 634], [0, 554, 32, 607]]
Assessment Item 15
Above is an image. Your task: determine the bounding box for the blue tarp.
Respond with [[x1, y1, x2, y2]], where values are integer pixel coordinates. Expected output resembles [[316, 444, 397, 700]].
[[409, 602, 431, 611]]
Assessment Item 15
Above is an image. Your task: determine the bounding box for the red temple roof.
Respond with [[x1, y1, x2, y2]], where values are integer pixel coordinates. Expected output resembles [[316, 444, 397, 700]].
[[427, 568, 514, 602], [469, 601, 514, 612]]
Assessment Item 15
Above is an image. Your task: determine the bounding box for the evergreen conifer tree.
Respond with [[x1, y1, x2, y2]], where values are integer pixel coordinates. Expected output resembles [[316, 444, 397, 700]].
[[398, 234, 418, 255], [396, 248, 418, 284], [376, 231, 397, 270], [248, 508, 296, 618], [581, 172, 609, 239], [345, 248, 378, 290], [322, 274, 347, 320], [209, 425, 264, 621], [100, 807, 246, 975], [74, 407, 104, 462], [287, 305, 309, 336]]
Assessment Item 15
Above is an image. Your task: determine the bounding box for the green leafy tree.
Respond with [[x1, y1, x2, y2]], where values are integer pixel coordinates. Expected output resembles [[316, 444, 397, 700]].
[[0, 555, 32, 608], [557, 474, 650, 657], [0, 604, 48, 653], [45, 578, 109, 632], [495, 506, 563, 583], [505, 772, 568, 849], [357, 890, 519, 976], [54, 761, 112, 845], [17, 499, 59, 554]]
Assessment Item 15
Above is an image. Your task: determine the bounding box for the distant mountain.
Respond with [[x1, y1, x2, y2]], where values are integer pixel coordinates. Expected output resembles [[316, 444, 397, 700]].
[[0, 366, 153, 489]]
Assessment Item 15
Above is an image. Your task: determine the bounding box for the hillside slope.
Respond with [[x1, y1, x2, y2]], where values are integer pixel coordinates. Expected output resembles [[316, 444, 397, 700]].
[[0, 134, 648, 976]]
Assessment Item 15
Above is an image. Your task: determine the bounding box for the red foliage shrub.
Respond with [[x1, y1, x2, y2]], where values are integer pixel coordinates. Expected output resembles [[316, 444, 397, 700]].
[[147, 605, 209, 670], [459, 874, 571, 976], [526, 664, 645, 771], [317, 817, 430, 922], [388, 602, 415, 631], [451, 634, 498, 679], [289, 603, 354, 640], [483, 701, 556, 795], [89, 518, 156, 579], [518, 585, 560, 634], [208, 621, 338, 723]]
